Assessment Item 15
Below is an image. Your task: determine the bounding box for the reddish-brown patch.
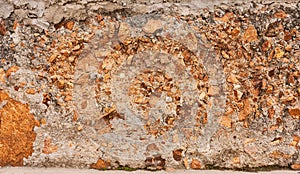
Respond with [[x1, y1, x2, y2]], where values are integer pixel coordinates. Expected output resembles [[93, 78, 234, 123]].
[[0, 90, 37, 166]]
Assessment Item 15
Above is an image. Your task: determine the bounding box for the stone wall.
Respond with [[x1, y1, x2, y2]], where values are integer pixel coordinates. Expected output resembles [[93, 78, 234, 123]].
[[0, 0, 299, 171]]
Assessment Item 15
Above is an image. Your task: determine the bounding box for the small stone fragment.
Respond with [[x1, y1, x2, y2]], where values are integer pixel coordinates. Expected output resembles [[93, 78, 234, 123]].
[[0, 68, 5, 83], [284, 31, 293, 41], [64, 21, 75, 30], [291, 164, 300, 170], [30, 19, 50, 30], [207, 86, 220, 96], [235, 90, 243, 101], [73, 45, 81, 51], [181, 32, 198, 51], [77, 125, 83, 131], [134, 97, 148, 104], [190, 158, 202, 169], [268, 107, 275, 119], [288, 107, 300, 119], [265, 21, 283, 37], [290, 135, 299, 149], [0, 20, 6, 36], [68, 56, 75, 62], [274, 47, 284, 59], [146, 143, 159, 151], [239, 99, 251, 121], [145, 155, 166, 170], [172, 149, 183, 161], [57, 80, 65, 89], [243, 25, 258, 43], [231, 27, 240, 37], [274, 10, 288, 19], [26, 89, 36, 95], [262, 40, 272, 52], [90, 159, 110, 170], [41, 118, 46, 125], [42, 137, 58, 154], [232, 157, 240, 164], [48, 54, 57, 63], [73, 111, 78, 122], [227, 74, 239, 83], [64, 95, 73, 102], [270, 137, 283, 145], [143, 19, 162, 33], [118, 22, 131, 42], [221, 50, 230, 59], [220, 116, 232, 128], [285, 45, 292, 51], [183, 157, 189, 169]]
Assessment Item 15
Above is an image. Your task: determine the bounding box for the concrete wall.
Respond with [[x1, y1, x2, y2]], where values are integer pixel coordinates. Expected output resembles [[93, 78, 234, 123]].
[[0, 0, 299, 170]]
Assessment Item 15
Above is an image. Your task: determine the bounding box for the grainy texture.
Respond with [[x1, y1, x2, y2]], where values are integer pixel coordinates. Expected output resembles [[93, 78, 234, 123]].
[[0, 90, 36, 166], [0, 0, 299, 171]]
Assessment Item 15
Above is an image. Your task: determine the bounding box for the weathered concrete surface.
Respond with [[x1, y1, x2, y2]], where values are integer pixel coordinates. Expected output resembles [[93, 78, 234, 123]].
[[0, 0, 300, 171], [0, 167, 299, 174]]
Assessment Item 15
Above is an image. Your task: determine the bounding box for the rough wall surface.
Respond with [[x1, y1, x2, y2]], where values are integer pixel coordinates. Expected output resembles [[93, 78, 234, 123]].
[[0, 0, 300, 171]]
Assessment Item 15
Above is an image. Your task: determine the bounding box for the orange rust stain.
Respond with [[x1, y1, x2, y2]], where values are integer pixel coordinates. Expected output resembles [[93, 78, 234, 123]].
[[0, 90, 37, 166]]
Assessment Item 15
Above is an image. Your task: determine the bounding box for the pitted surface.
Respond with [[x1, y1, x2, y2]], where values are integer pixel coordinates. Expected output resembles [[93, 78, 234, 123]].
[[0, 0, 299, 171]]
